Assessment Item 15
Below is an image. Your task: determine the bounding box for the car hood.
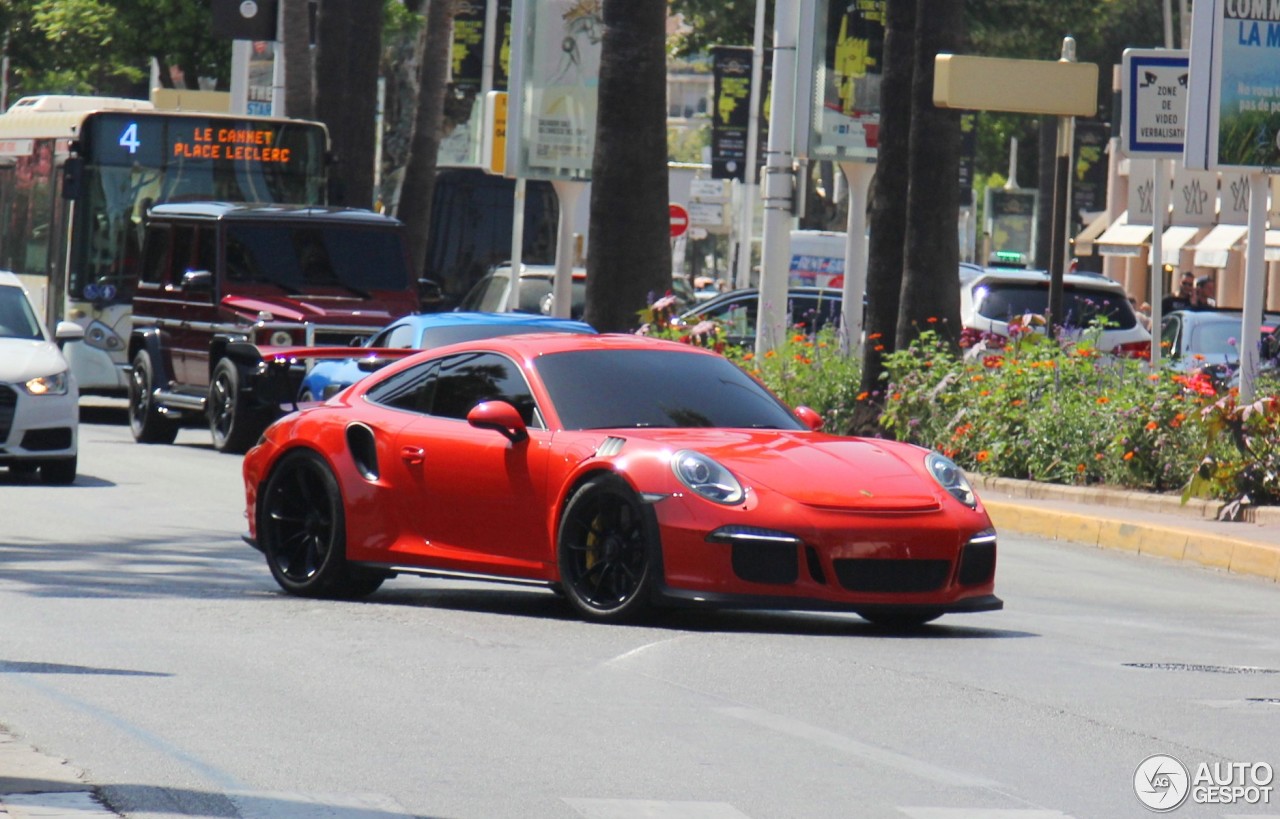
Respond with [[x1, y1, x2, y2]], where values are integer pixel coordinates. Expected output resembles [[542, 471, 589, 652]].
[[629, 429, 941, 511], [0, 339, 66, 382], [222, 294, 410, 325]]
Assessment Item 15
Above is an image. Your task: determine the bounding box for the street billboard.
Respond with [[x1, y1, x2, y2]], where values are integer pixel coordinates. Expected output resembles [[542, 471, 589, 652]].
[[505, 0, 602, 181], [1185, 0, 1280, 170], [710, 46, 770, 182], [794, 0, 886, 163]]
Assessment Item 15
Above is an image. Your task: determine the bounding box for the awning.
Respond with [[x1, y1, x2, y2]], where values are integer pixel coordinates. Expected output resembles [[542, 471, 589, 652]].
[[1096, 211, 1154, 257], [1157, 225, 1202, 267], [1193, 223, 1249, 268], [1072, 211, 1109, 256], [1265, 229, 1280, 263]]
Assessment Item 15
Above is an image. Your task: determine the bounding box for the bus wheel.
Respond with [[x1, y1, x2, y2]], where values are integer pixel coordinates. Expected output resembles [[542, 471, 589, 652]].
[[128, 350, 178, 444], [208, 359, 264, 454]]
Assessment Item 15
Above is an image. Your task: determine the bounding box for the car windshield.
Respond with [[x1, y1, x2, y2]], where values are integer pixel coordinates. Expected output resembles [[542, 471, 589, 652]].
[[0, 286, 44, 341], [1189, 320, 1243, 358], [975, 282, 1137, 330], [226, 224, 410, 293], [536, 348, 805, 430]]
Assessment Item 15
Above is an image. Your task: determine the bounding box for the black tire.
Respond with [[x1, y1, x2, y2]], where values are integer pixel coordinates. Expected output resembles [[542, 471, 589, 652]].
[[39, 457, 77, 485], [208, 358, 265, 454], [9, 463, 38, 481], [257, 449, 384, 599], [857, 610, 943, 629], [557, 474, 658, 623], [128, 350, 178, 444]]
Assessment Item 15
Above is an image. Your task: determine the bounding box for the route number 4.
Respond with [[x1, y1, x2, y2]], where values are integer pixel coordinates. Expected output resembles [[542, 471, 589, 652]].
[[118, 122, 140, 154]]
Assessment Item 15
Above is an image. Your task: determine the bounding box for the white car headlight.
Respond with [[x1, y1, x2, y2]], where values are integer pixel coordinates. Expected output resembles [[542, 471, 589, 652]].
[[925, 451, 976, 508], [24, 371, 69, 396], [672, 450, 744, 504]]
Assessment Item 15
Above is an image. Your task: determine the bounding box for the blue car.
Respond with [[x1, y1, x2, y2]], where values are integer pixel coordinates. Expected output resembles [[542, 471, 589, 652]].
[[299, 311, 597, 400]]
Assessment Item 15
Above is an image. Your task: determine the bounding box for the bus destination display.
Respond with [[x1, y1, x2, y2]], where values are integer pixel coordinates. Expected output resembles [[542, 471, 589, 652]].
[[86, 113, 319, 169]]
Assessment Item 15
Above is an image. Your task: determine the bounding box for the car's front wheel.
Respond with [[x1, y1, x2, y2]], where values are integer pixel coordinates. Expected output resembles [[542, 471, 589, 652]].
[[557, 474, 658, 624], [128, 350, 178, 444], [208, 358, 265, 454], [257, 449, 384, 599]]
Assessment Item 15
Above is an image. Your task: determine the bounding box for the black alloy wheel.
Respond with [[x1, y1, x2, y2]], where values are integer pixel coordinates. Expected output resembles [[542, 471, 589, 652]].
[[557, 474, 657, 623], [208, 358, 262, 454], [258, 450, 383, 599], [128, 350, 178, 444]]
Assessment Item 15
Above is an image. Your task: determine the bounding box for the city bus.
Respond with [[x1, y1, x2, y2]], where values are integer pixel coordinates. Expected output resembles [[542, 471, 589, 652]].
[[0, 94, 329, 395]]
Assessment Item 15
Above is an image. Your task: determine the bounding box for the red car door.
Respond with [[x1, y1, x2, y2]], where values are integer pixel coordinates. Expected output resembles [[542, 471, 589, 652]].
[[382, 352, 554, 578]]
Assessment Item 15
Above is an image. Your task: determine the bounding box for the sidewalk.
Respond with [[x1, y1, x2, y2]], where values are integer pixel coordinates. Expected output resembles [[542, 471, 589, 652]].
[[974, 475, 1280, 583], [2, 480, 1277, 819]]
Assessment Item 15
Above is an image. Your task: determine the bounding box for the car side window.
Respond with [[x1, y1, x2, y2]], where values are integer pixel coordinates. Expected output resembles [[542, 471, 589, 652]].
[[383, 323, 416, 349], [429, 352, 540, 426], [365, 361, 439, 413]]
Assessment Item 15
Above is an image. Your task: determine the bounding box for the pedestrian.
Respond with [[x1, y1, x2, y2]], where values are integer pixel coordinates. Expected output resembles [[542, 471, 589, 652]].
[[1137, 300, 1152, 331], [1162, 271, 1195, 314], [1193, 275, 1217, 309]]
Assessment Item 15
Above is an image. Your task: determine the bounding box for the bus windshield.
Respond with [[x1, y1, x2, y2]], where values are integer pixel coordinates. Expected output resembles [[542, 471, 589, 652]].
[[69, 112, 326, 303]]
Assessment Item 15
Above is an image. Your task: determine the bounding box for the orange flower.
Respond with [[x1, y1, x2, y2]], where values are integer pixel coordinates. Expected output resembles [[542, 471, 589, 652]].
[[868, 332, 882, 340], [927, 316, 938, 323], [764, 350, 776, 359], [1077, 463, 1086, 473], [874, 344, 885, 352], [1095, 453, 1105, 461], [1123, 451, 1135, 461], [976, 450, 991, 462], [1145, 421, 1158, 431], [792, 334, 806, 343], [1011, 399, 1023, 407], [980, 389, 990, 397], [857, 391, 869, 401], [1096, 396, 1110, 405], [743, 352, 754, 361]]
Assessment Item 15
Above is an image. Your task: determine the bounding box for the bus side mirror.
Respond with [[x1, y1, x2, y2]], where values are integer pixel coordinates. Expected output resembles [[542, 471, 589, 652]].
[[62, 158, 84, 201]]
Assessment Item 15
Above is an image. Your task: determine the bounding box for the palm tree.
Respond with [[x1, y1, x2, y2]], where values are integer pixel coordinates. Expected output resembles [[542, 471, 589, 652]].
[[584, 0, 672, 332]]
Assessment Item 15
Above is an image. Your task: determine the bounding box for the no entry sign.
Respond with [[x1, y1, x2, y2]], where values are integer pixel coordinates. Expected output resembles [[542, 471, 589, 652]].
[[669, 203, 689, 238]]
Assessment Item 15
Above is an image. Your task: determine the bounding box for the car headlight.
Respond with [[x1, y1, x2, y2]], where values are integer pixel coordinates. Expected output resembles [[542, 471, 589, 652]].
[[24, 371, 69, 396], [925, 451, 976, 508], [672, 450, 744, 504]]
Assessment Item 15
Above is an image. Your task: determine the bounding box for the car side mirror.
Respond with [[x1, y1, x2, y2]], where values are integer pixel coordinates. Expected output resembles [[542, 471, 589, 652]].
[[54, 320, 85, 349], [794, 405, 824, 432], [181, 269, 213, 291], [467, 400, 528, 443], [417, 277, 443, 307]]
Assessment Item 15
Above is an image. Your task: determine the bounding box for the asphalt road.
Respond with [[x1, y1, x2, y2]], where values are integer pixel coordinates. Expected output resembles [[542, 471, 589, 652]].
[[1, 403, 1278, 819]]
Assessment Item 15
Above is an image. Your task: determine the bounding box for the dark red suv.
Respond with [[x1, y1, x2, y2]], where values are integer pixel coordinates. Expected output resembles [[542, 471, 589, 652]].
[[127, 202, 420, 453]]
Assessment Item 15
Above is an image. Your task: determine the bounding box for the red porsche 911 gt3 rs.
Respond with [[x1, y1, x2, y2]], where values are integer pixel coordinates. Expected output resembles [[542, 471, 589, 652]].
[[242, 334, 1002, 626]]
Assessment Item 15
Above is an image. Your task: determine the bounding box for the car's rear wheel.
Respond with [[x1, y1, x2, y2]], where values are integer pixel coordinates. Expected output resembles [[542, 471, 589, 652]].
[[128, 350, 178, 444], [258, 449, 383, 599], [857, 610, 943, 629], [40, 457, 77, 485], [557, 474, 657, 623], [209, 358, 264, 454]]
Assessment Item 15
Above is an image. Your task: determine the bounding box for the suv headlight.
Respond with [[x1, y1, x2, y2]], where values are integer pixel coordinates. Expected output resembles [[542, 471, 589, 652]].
[[24, 371, 69, 396], [925, 451, 976, 508], [672, 450, 744, 504]]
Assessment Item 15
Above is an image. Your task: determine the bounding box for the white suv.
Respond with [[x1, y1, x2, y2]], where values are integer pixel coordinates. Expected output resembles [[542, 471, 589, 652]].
[[0, 272, 84, 483], [959, 268, 1151, 357]]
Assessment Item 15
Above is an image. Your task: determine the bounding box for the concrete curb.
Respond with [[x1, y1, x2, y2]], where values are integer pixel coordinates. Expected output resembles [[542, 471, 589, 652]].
[[0, 729, 119, 818], [973, 475, 1280, 584]]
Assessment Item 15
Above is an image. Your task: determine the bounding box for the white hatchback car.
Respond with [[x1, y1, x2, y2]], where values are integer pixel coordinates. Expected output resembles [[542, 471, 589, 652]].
[[959, 268, 1151, 357], [0, 271, 83, 483]]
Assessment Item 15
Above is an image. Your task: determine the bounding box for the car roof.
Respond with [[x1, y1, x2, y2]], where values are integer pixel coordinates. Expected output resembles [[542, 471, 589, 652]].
[[377, 331, 710, 365], [146, 202, 404, 226], [0, 271, 23, 289], [394, 311, 595, 332], [970, 268, 1125, 291], [489, 264, 587, 280]]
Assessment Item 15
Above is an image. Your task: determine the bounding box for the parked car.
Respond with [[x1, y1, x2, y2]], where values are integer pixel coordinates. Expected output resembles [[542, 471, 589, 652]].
[[674, 286, 845, 346], [0, 271, 83, 483], [458, 263, 587, 319], [243, 334, 1001, 626], [299, 311, 596, 400], [1162, 309, 1280, 388], [959, 268, 1151, 356]]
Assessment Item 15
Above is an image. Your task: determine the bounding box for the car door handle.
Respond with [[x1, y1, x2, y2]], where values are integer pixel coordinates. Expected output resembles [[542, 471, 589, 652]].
[[401, 446, 425, 465]]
